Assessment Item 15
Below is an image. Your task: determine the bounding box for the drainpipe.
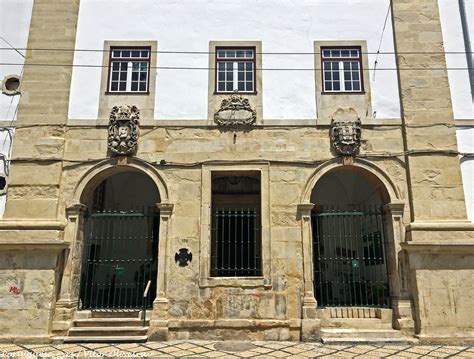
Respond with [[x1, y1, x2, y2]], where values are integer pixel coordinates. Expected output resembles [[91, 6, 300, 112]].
[[458, 0, 474, 100]]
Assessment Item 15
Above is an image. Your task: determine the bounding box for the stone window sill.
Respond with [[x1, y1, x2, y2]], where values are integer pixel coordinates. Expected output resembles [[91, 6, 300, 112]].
[[199, 277, 272, 289]]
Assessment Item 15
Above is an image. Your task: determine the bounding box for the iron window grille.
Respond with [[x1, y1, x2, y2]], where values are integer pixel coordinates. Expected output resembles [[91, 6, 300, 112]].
[[211, 208, 261, 277], [321, 47, 363, 92], [216, 47, 256, 93], [108, 47, 151, 93]]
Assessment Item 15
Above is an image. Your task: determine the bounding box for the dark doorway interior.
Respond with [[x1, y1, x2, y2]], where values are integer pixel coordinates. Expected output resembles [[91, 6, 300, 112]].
[[79, 172, 160, 310]]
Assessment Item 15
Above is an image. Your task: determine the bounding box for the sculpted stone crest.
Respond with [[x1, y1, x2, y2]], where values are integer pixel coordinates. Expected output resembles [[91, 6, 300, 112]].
[[214, 93, 256, 126], [108, 105, 140, 155], [330, 118, 362, 156]]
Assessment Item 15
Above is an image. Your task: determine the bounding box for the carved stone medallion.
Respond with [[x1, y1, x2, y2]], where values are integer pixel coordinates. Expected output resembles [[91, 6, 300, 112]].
[[107, 105, 140, 155], [214, 93, 256, 126], [330, 118, 362, 156]]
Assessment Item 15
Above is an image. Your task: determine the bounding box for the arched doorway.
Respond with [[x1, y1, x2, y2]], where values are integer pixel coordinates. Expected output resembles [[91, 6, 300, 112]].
[[310, 166, 391, 308], [78, 171, 161, 310]]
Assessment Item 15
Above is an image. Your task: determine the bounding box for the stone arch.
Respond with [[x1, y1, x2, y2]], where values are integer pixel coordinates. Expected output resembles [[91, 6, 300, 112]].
[[71, 157, 169, 206], [301, 158, 401, 205]]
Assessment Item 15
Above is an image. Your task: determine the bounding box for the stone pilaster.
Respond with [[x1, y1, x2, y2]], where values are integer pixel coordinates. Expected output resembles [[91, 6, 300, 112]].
[[391, 0, 467, 222], [3, 0, 80, 220]]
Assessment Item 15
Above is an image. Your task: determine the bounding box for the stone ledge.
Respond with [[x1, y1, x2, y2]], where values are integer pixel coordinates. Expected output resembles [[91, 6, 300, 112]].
[[0, 220, 66, 230], [199, 277, 272, 289], [0, 239, 68, 251]]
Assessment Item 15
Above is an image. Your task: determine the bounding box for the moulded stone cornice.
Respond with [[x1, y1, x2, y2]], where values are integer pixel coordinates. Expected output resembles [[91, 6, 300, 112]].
[[0, 239, 68, 251], [0, 220, 67, 230]]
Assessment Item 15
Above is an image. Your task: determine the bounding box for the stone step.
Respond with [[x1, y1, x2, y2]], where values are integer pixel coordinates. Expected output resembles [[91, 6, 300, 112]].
[[91, 311, 141, 319], [74, 318, 149, 327], [60, 335, 148, 343], [321, 328, 404, 339], [321, 318, 393, 329], [68, 326, 148, 337]]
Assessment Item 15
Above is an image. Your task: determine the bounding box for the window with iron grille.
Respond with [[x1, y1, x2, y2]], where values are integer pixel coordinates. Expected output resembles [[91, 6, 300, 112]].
[[321, 47, 363, 92], [108, 48, 150, 93], [210, 173, 261, 277], [216, 48, 256, 93]]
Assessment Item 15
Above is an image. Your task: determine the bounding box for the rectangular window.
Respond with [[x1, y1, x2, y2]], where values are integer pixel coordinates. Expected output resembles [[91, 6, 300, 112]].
[[321, 47, 363, 92], [211, 172, 261, 277], [108, 47, 150, 93], [216, 48, 256, 93]]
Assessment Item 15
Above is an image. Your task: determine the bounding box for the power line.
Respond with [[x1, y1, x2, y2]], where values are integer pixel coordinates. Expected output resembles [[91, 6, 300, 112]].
[[0, 47, 471, 55], [373, 1, 392, 82], [0, 62, 472, 71]]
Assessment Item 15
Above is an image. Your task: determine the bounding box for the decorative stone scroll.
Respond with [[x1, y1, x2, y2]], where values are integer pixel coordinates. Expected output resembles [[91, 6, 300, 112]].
[[214, 93, 256, 127], [107, 105, 140, 155], [330, 118, 362, 157]]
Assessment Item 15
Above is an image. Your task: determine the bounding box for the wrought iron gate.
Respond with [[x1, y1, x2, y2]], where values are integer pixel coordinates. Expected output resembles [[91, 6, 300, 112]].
[[79, 208, 159, 310], [312, 206, 390, 308]]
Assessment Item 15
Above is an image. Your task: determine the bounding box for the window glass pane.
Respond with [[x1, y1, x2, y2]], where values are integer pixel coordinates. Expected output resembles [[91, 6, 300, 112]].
[[217, 50, 226, 58], [131, 82, 138, 91], [226, 82, 233, 92], [238, 82, 245, 91], [122, 50, 130, 58], [345, 81, 352, 90], [350, 50, 359, 57], [236, 50, 245, 57], [323, 62, 330, 70], [324, 81, 332, 91], [120, 62, 128, 70], [245, 50, 254, 58], [246, 72, 253, 81], [140, 62, 148, 71], [352, 72, 360, 81], [227, 50, 236, 58], [141, 51, 149, 58], [139, 82, 146, 91], [333, 50, 341, 57], [341, 50, 350, 57], [112, 62, 119, 70], [343, 62, 350, 70], [238, 72, 244, 81], [322, 50, 330, 57], [131, 51, 140, 57], [218, 62, 225, 71], [112, 72, 119, 80], [119, 82, 126, 91], [238, 62, 244, 71], [218, 72, 225, 81], [112, 50, 121, 58], [132, 72, 138, 81], [351, 61, 359, 69], [344, 71, 351, 81], [246, 62, 253, 71], [246, 82, 253, 91], [111, 82, 118, 91], [332, 62, 339, 70], [120, 72, 127, 81], [227, 71, 233, 81], [140, 72, 147, 81], [226, 62, 233, 71], [353, 82, 360, 91], [218, 82, 225, 91], [333, 71, 340, 81], [333, 82, 340, 91]]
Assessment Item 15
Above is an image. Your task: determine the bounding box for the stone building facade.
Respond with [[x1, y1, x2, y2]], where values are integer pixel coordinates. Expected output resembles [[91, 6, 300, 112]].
[[0, 0, 473, 344]]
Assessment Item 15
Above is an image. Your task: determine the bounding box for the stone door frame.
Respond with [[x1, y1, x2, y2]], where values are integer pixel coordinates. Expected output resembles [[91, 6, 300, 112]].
[[298, 159, 414, 340], [52, 158, 172, 335]]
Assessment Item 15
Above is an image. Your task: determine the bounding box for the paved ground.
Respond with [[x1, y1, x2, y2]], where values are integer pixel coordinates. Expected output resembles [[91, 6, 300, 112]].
[[0, 341, 472, 358]]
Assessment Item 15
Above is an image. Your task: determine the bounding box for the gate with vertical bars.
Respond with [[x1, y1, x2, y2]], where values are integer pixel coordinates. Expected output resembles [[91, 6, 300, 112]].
[[78, 208, 159, 310], [312, 206, 390, 308]]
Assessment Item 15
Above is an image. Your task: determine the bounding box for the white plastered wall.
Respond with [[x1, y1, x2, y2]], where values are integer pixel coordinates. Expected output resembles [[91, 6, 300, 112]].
[[0, 0, 34, 121], [68, 0, 401, 121]]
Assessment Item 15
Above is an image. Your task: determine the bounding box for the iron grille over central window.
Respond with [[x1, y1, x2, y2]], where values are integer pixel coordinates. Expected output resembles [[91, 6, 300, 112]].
[[210, 173, 261, 276], [321, 47, 363, 92], [216, 48, 256, 93], [108, 47, 150, 93]]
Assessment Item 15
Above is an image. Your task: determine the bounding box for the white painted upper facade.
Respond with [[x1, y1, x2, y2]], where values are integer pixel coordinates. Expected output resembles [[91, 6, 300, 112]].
[[68, 0, 401, 121]]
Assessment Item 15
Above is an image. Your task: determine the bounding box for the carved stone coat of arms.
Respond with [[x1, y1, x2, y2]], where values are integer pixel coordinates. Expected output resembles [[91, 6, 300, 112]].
[[107, 105, 140, 155], [214, 93, 256, 126], [330, 118, 362, 156]]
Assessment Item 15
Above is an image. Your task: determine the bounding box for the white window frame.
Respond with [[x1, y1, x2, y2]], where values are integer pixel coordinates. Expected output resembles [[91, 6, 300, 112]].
[[108, 48, 151, 93], [322, 47, 363, 93], [216, 48, 256, 93]]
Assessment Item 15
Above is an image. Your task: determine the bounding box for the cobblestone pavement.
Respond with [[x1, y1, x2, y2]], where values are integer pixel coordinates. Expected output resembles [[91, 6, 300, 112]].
[[0, 341, 472, 358]]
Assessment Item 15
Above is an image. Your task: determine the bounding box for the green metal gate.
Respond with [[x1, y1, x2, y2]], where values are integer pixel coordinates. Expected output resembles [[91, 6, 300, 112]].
[[312, 206, 390, 308], [79, 208, 159, 310]]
